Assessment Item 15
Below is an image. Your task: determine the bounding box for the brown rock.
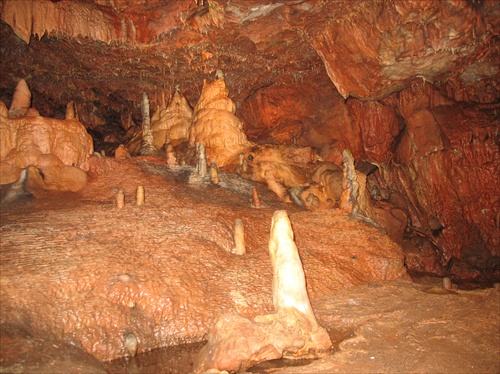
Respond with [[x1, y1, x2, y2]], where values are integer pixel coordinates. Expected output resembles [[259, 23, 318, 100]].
[[236, 145, 314, 202], [114, 144, 130, 160]]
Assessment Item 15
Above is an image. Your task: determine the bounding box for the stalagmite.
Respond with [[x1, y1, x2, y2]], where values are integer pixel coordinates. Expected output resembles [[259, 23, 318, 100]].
[[115, 189, 125, 209], [209, 162, 220, 185], [251, 188, 262, 208], [189, 76, 253, 168], [194, 210, 332, 373], [189, 142, 209, 184], [164, 134, 177, 166], [442, 277, 452, 290], [139, 92, 160, 156], [340, 149, 359, 214], [136, 186, 145, 206], [233, 219, 245, 255], [8, 79, 31, 118], [124, 333, 138, 357], [267, 210, 319, 330], [66, 101, 76, 120], [196, 142, 208, 178], [114, 144, 131, 159]]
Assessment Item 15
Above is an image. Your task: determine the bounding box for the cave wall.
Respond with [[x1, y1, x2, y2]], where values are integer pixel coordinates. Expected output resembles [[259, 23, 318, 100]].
[[0, 0, 498, 262]]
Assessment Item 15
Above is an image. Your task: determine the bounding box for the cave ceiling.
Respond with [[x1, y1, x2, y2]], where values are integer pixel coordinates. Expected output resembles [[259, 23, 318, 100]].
[[0, 0, 499, 144]]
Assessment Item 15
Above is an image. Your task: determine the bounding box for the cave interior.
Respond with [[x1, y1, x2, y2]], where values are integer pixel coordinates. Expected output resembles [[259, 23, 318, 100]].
[[0, 0, 499, 373]]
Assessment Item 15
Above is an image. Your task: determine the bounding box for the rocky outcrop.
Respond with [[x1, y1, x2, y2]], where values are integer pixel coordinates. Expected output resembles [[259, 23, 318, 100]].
[[310, 0, 498, 100], [189, 75, 253, 168], [0, 80, 93, 191]]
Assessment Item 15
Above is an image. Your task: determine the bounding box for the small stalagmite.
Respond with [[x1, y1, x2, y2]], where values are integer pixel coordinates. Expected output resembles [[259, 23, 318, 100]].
[[233, 219, 245, 255], [196, 142, 208, 178], [136, 186, 145, 206], [209, 162, 220, 185], [116, 189, 125, 209], [189, 143, 209, 184], [164, 134, 177, 166], [340, 149, 360, 214], [66, 101, 77, 120], [124, 333, 138, 357], [114, 144, 131, 160], [8, 79, 31, 118], [251, 188, 262, 208]]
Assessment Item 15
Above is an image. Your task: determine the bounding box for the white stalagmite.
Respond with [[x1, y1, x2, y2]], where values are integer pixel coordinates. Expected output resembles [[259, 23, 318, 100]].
[[233, 219, 245, 255], [115, 189, 125, 209], [139, 92, 159, 156], [136, 186, 145, 206], [268, 210, 319, 331], [196, 142, 208, 178]]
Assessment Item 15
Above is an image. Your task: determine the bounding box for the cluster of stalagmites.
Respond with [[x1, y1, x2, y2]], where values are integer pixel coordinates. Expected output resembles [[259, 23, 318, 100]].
[[118, 71, 408, 244], [0, 79, 93, 202]]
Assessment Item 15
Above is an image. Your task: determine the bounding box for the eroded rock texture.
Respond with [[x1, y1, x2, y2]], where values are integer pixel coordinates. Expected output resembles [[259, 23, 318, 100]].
[[189, 76, 253, 168]]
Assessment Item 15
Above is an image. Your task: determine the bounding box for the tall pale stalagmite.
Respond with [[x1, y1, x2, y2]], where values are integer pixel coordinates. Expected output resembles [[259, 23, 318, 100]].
[[194, 210, 332, 373], [268, 210, 319, 331], [139, 92, 159, 156], [8, 79, 31, 118]]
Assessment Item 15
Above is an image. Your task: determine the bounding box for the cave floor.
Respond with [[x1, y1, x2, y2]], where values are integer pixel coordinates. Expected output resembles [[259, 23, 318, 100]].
[[0, 157, 499, 374]]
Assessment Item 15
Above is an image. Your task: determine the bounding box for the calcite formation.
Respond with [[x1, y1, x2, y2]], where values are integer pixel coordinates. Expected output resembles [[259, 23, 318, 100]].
[[189, 76, 253, 168], [0, 80, 93, 191], [236, 144, 316, 203], [127, 90, 193, 155], [194, 211, 332, 372]]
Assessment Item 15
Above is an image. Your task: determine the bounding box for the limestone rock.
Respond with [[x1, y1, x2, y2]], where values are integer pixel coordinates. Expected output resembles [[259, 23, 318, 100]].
[[0, 85, 93, 192], [189, 78, 253, 168], [236, 144, 316, 202]]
